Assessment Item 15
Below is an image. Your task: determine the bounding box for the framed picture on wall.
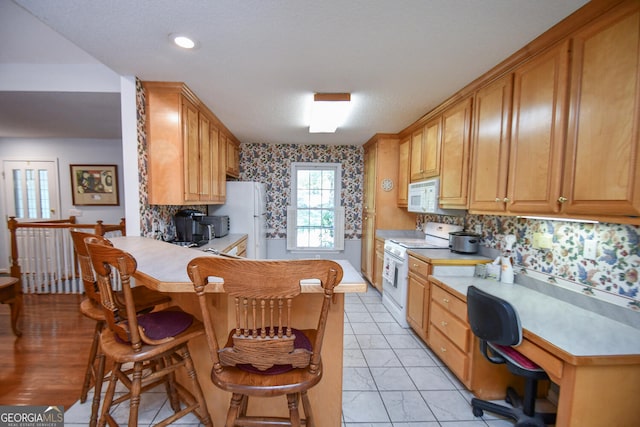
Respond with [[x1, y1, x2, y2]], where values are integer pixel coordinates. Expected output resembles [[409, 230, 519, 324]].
[[70, 164, 119, 206]]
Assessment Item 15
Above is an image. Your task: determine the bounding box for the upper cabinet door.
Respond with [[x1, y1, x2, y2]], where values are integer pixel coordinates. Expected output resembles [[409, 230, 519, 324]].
[[182, 97, 201, 202], [439, 96, 472, 208], [363, 144, 377, 213], [422, 117, 442, 178], [507, 41, 570, 214], [562, 1, 640, 216], [409, 117, 441, 182], [410, 127, 425, 182], [469, 74, 513, 212], [397, 136, 411, 206]]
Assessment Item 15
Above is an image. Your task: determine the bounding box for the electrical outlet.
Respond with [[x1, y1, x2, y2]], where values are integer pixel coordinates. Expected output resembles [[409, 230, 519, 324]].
[[539, 234, 553, 249], [474, 224, 482, 235], [533, 232, 553, 249], [584, 239, 597, 260], [532, 233, 541, 248]]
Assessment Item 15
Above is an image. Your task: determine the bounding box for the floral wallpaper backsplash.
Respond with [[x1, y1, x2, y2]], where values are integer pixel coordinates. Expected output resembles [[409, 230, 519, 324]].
[[419, 212, 640, 311], [238, 143, 363, 240]]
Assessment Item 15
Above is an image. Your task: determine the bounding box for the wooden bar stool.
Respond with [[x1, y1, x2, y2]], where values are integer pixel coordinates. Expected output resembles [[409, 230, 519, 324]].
[[0, 276, 22, 337], [187, 256, 343, 427], [70, 231, 172, 427], [85, 238, 212, 427]]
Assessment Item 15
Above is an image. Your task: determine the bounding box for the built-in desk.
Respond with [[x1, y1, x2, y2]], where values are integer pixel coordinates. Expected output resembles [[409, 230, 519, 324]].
[[430, 275, 640, 427], [110, 236, 366, 426]]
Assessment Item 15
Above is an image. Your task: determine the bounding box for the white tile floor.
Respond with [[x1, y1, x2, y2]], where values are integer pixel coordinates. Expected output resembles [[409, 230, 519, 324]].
[[65, 285, 515, 426]]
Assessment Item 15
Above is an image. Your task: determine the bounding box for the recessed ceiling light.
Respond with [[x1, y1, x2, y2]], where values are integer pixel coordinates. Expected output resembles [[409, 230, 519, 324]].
[[169, 33, 198, 49]]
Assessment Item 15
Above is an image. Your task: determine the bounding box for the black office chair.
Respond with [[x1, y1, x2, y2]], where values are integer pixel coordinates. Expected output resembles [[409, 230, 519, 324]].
[[467, 286, 556, 427]]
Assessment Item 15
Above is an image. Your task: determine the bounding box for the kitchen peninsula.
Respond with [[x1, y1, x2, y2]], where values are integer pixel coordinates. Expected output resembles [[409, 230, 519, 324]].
[[110, 236, 367, 426]]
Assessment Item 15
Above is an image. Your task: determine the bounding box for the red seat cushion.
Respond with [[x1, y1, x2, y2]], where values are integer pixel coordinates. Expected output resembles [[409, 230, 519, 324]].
[[491, 343, 544, 372], [116, 310, 193, 343]]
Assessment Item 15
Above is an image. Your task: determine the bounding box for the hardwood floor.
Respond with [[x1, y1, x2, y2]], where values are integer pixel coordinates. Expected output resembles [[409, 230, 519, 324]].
[[0, 293, 95, 410]]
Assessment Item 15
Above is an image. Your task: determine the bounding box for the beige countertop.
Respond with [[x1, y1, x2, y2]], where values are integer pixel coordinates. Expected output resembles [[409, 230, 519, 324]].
[[199, 233, 247, 253], [110, 236, 367, 294], [408, 248, 491, 264], [430, 274, 640, 361]]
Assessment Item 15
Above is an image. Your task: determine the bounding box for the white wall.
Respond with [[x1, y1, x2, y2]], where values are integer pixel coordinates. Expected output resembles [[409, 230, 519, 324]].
[[267, 238, 362, 270], [0, 138, 124, 273]]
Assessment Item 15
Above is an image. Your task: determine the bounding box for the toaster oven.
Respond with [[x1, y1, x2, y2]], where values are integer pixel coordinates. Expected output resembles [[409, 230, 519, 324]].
[[200, 215, 229, 238]]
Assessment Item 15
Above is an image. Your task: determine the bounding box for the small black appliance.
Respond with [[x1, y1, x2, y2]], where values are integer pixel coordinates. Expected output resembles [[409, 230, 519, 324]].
[[174, 209, 207, 245]]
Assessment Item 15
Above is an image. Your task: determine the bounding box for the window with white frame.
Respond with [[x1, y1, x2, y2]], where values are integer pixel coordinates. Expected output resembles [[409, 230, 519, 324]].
[[287, 162, 344, 251]]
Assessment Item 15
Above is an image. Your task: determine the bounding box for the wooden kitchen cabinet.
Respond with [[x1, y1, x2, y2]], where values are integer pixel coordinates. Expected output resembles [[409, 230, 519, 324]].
[[226, 137, 240, 178], [144, 82, 227, 205], [225, 235, 247, 257], [361, 135, 416, 286], [373, 238, 385, 291], [428, 279, 515, 398], [429, 284, 471, 382], [439, 96, 472, 208], [507, 41, 569, 214], [406, 255, 431, 343], [468, 74, 513, 212], [410, 117, 442, 182], [397, 136, 411, 207], [562, 2, 640, 217]]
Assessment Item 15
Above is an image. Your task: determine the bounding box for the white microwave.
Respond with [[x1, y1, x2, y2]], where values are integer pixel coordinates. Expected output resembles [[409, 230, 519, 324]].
[[407, 178, 465, 215]]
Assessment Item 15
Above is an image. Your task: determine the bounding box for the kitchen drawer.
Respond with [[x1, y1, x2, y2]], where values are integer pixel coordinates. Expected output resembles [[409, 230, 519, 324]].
[[430, 301, 470, 352], [430, 326, 469, 382], [518, 338, 564, 382], [432, 284, 467, 322], [408, 255, 431, 278]]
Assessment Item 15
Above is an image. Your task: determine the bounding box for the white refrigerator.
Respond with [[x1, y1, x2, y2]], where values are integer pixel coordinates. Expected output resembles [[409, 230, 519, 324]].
[[208, 181, 267, 259]]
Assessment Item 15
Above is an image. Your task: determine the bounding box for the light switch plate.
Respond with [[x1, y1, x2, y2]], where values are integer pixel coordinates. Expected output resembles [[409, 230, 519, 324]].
[[584, 239, 597, 260]]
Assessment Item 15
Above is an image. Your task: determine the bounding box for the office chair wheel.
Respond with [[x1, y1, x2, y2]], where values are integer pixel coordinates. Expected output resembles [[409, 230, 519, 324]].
[[472, 406, 484, 417]]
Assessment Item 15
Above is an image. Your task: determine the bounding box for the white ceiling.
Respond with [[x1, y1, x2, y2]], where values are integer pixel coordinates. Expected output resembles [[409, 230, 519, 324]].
[[2, 0, 589, 144]]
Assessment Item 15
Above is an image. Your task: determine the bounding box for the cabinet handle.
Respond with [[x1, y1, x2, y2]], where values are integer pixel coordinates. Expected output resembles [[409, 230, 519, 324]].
[[442, 298, 449, 304], [440, 347, 446, 353], [503, 197, 510, 203], [413, 264, 418, 268], [495, 198, 501, 203], [558, 196, 568, 203], [441, 321, 447, 327]]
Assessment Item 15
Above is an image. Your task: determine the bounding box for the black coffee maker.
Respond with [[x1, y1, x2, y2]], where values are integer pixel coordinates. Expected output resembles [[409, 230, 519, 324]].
[[174, 209, 206, 244]]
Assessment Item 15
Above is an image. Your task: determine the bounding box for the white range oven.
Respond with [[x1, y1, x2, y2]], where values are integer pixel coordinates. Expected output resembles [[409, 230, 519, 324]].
[[382, 222, 462, 328]]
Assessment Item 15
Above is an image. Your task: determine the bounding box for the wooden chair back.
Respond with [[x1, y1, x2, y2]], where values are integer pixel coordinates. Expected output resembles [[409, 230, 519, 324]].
[[69, 230, 113, 305], [85, 239, 144, 351], [187, 257, 343, 374]]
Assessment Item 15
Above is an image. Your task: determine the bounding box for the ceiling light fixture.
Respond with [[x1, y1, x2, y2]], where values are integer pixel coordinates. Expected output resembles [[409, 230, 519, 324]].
[[169, 33, 198, 49], [309, 93, 351, 133]]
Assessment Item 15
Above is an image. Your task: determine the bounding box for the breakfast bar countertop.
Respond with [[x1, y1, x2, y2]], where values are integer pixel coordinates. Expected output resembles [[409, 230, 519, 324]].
[[110, 236, 367, 294]]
